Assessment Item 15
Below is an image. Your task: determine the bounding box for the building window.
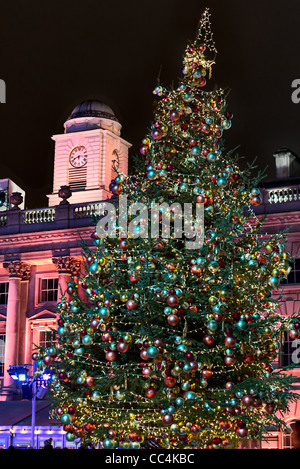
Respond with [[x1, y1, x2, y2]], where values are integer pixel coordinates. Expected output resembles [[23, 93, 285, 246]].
[[281, 331, 300, 368], [111, 150, 119, 182], [282, 430, 292, 449], [282, 259, 300, 284], [0, 333, 5, 377], [0, 282, 8, 305], [39, 330, 53, 349], [40, 278, 58, 303]]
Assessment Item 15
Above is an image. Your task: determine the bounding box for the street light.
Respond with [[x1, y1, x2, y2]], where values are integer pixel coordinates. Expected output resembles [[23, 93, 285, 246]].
[[7, 363, 52, 448]]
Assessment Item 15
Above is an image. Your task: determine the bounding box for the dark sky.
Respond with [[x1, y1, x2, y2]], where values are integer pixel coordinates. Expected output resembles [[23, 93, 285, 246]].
[[1, 0, 300, 208]]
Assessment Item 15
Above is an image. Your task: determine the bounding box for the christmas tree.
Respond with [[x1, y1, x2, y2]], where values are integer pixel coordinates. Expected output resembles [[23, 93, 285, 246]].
[[35, 9, 300, 449]]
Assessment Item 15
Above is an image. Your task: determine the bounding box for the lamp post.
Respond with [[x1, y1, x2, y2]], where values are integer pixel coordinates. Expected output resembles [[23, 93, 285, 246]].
[[7, 364, 36, 448], [31, 361, 37, 449]]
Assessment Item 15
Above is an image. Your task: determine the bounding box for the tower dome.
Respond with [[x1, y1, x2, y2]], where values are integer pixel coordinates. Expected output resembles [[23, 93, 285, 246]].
[[64, 99, 121, 135]]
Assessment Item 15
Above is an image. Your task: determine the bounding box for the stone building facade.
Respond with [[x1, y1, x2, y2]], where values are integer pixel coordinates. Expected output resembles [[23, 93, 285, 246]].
[[0, 102, 299, 448]]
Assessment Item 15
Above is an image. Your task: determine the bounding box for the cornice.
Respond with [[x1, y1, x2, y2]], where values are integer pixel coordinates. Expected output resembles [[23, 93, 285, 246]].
[[0, 226, 94, 247]]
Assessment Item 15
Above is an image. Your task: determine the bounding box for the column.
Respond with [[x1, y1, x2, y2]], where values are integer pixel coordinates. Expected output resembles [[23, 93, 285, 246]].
[[3, 261, 31, 388], [52, 256, 81, 303]]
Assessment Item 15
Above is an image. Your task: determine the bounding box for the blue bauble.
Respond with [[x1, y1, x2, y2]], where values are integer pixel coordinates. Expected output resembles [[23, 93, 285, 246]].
[[77, 376, 85, 385], [183, 363, 191, 373], [181, 382, 190, 391], [74, 347, 85, 356], [103, 439, 114, 449], [167, 405, 175, 414], [177, 344, 188, 353], [207, 152, 217, 163], [248, 259, 258, 269], [185, 391, 196, 400], [147, 170, 157, 180], [82, 334, 93, 346], [57, 326, 67, 336], [237, 319, 247, 331], [211, 305, 223, 314], [269, 276, 280, 287], [175, 397, 184, 407], [89, 262, 100, 274], [61, 413, 72, 425], [65, 432, 76, 442], [191, 146, 201, 157], [129, 442, 140, 450], [217, 177, 227, 188], [207, 320, 218, 332], [146, 346, 159, 358], [99, 307, 110, 319]]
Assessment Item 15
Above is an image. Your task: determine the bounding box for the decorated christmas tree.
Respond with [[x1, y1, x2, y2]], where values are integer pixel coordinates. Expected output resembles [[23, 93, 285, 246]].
[[35, 9, 300, 449]]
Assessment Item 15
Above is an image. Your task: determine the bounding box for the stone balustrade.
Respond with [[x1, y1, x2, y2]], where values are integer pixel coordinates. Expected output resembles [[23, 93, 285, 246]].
[[0, 200, 107, 235]]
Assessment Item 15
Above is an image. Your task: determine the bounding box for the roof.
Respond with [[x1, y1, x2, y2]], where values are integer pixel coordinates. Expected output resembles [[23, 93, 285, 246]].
[[66, 100, 119, 122]]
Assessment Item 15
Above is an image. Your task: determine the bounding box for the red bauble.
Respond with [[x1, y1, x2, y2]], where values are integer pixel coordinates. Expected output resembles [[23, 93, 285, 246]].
[[126, 300, 138, 310], [43, 355, 54, 366], [167, 295, 179, 307], [145, 387, 157, 399], [250, 196, 261, 206], [129, 273, 139, 284], [289, 329, 300, 340], [154, 338, 163, 348], [241, 395, 254, 407], [224, 356, 236, 366], [164, 376, 177, 387], [117, 342, 129, 353], [102, 333, 112, 342], [162, 414, 174, 425], [167, 314, 179, 326], [265, 402, 276, 414], [105, 351, 117, 362], [191, 423, 200, 434], [90, 318, 99, 329], [85, 376, 95, 387], [201, 368, 212, 379], [224, 336, 236, 348], [107, 429, 117, 439], [140, 350, 151, 361], [236, 427, 248, 438], [170, 111, 180, 121], [244, 353, 255, 364], [203, 334, 214, 346], [142, 367, 152, 377], [196, 194, 207, 204], [191, 265, 202, 276], [189, 361, 198, 372]]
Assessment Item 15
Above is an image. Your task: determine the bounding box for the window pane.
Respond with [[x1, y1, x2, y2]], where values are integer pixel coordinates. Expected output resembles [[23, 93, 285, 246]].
[[40, 278, 59, 302]]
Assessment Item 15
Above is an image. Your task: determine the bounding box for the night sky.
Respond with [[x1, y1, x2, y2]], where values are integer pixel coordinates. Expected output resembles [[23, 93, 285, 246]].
[[1, 0, 300, 208]]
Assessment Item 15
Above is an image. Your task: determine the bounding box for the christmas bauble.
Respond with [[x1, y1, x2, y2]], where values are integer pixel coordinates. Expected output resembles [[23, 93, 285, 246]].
[[167, 314, 180, 326], [162, 414, 174, 425], [117, 342, 129, 353]]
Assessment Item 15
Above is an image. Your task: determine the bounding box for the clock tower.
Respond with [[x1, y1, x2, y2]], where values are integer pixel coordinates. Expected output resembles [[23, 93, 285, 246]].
[[47, 100, 131, 206]]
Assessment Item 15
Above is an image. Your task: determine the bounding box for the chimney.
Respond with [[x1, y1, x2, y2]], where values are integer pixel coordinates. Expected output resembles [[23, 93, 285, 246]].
[[273, 148, 300, 179]]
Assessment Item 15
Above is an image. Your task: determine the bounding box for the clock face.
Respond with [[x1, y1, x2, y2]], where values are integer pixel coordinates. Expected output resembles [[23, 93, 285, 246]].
[[69, 146, 88, 168]]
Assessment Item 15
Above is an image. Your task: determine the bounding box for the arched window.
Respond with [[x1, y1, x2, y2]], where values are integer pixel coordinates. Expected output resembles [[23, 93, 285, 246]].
[[111, 150, 120, 182]]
